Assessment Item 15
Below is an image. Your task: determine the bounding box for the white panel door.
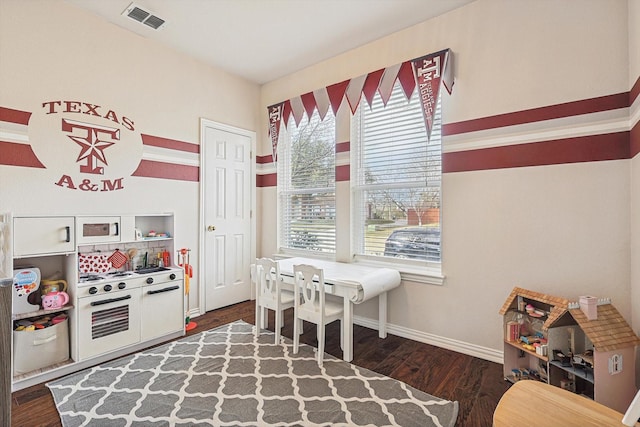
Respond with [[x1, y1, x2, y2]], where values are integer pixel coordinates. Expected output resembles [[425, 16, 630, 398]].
[[203, 123, 252, 311]]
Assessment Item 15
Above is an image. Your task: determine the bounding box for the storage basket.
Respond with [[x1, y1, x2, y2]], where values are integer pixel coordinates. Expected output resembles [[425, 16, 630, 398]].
[[13, 318, 69, 375]]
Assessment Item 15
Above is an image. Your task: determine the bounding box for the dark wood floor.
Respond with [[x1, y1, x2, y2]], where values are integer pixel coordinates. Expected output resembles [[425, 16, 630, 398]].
[[11, 300, 510, 426]]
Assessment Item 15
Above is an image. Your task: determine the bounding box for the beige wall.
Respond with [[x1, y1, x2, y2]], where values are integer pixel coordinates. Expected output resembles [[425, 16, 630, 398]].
[[261, 0, 629, 123], [0, 0, 260, 308], [630, 0, 640, 332], [629, 0, 640, 384], [258, 0, 634, 357]]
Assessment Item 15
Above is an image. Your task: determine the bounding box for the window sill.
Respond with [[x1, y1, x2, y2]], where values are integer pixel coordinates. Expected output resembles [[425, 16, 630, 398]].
[[273, 252, 445, 286], [353, 257, 445, 286], [397, 267, 445, 286]]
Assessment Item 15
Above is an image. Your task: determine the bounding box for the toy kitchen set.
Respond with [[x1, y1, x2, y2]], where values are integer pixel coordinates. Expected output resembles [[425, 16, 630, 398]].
[[2, 213, 185, 391]]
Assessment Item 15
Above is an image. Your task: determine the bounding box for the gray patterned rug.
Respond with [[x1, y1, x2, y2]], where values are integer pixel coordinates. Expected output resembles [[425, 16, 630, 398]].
[[47, 320, 458, 427]]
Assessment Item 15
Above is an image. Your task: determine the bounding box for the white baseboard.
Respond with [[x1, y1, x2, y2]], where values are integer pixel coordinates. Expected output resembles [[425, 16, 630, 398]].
[[354, 315, 504, 365]]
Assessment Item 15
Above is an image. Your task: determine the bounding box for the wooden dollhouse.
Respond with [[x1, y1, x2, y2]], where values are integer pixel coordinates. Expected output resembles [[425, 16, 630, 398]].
[[500, 287, 640, 413]]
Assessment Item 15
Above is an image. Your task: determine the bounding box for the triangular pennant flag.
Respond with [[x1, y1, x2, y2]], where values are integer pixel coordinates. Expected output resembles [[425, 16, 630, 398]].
[[397, 61, 416, 101], [411, 49, 449, 140], [362, 68, 385, 108], [327, 79, 350, 115], [442, 49, 454, 95], [300, 92, 317, 120], [378, 63, 401, 106], [313, 88, 331, 120], [345, 74, 367, 114], [282, 99, 292, 128], [267, 102, 284, 162], [289, 96, 305, 127]]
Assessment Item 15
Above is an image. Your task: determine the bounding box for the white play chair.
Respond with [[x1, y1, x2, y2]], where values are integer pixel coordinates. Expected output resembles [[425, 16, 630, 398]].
[[254, 258, 295, 344], [623, 388, 640, 426], [292, 264, 343, 365]]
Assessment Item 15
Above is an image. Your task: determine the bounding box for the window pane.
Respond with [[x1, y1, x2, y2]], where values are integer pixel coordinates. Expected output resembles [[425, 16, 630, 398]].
[[353, 82, 441, 263], [356, 188, 440, 261], [279, 110, 336, 253]]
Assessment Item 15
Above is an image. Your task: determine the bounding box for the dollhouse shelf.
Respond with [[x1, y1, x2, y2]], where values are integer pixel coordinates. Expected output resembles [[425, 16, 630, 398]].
[[549, 360, 594, 384], [499, 287, 640, 413], [503, 339, 548, 362]]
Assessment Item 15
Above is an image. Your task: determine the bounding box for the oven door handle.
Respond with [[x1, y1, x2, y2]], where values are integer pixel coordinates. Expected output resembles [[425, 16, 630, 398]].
[[147, 285, 180, 295], [90, 294, 131, 306]]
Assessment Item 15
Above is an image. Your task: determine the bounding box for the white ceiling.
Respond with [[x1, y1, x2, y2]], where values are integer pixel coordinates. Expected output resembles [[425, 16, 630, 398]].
[[64, 0, 474, 84]]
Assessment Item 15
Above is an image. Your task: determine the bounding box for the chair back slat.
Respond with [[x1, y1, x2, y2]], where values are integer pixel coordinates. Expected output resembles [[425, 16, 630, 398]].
[[256, 257, 280, 303], [294, 264, 325, 316]]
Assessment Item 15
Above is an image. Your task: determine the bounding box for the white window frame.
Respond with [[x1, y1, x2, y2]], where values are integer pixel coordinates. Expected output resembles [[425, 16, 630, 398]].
[[277, 110, 337, 257], [350, 83, 444, 285]]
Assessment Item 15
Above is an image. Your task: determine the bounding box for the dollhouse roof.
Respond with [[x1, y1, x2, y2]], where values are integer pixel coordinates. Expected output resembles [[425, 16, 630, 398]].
[[500, 287, 640, 352], [498, 287, 570, 330], [565, 304, 640, 352]]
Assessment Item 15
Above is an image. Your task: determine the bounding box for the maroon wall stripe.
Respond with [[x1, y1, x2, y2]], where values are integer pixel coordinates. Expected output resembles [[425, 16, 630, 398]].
[[336, 141, 350, 153], [256, 154, 273, 164], [141, 134, 199, 153], [0, 141, 45, 168], [336, 164, 350, 181], [132, 160, 199, 181], [0, 107, 31, 125], [630, 75, 640, 106], [443, 93, 629, 136], [443, 132, 630, 173], [632, 121, 640, 159], [257, 173, 277, 187]]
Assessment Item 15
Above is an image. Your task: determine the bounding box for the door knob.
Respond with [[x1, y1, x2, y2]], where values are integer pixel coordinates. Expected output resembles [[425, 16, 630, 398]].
[[207, 225, 216, 232]]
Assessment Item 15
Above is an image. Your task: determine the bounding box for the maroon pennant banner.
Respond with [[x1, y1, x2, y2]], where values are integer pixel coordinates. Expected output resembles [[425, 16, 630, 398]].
[[326, 80, 350, 115], [268, 102, 285, 162], [398, 61, 417, 101], [362, 68, 385, 108], [411, 49, 451, 140], [301, 92, 317, 120], [282, 100, 292, 126], [265, 49, 454, 148]]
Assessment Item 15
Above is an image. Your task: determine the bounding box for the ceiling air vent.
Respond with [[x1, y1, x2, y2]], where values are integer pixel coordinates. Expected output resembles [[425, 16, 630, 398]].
[[122, 3, 166, 30]]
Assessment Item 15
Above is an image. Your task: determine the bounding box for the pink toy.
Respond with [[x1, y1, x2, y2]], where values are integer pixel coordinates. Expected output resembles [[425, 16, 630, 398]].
[[41, 291, 69, 310]]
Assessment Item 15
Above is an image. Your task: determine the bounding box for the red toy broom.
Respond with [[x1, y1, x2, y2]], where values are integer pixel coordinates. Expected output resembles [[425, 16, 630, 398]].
[[178, 248, 197, 331]]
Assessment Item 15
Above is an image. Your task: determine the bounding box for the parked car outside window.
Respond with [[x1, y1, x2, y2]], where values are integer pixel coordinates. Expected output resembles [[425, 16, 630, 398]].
[[383, 227, 440, 261]]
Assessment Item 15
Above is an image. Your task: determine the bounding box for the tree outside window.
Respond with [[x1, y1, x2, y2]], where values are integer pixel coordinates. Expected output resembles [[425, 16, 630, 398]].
[[278, 111, 336, 253]]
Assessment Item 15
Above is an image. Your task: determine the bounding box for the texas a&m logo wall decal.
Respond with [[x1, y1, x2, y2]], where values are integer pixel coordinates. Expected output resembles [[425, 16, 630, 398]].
[[0, 102, 199, 189], [29, 100, 141, 192]]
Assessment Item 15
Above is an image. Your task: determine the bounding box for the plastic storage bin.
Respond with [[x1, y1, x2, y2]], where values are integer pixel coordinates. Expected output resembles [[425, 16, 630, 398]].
[[13, 318, 69, 375]]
